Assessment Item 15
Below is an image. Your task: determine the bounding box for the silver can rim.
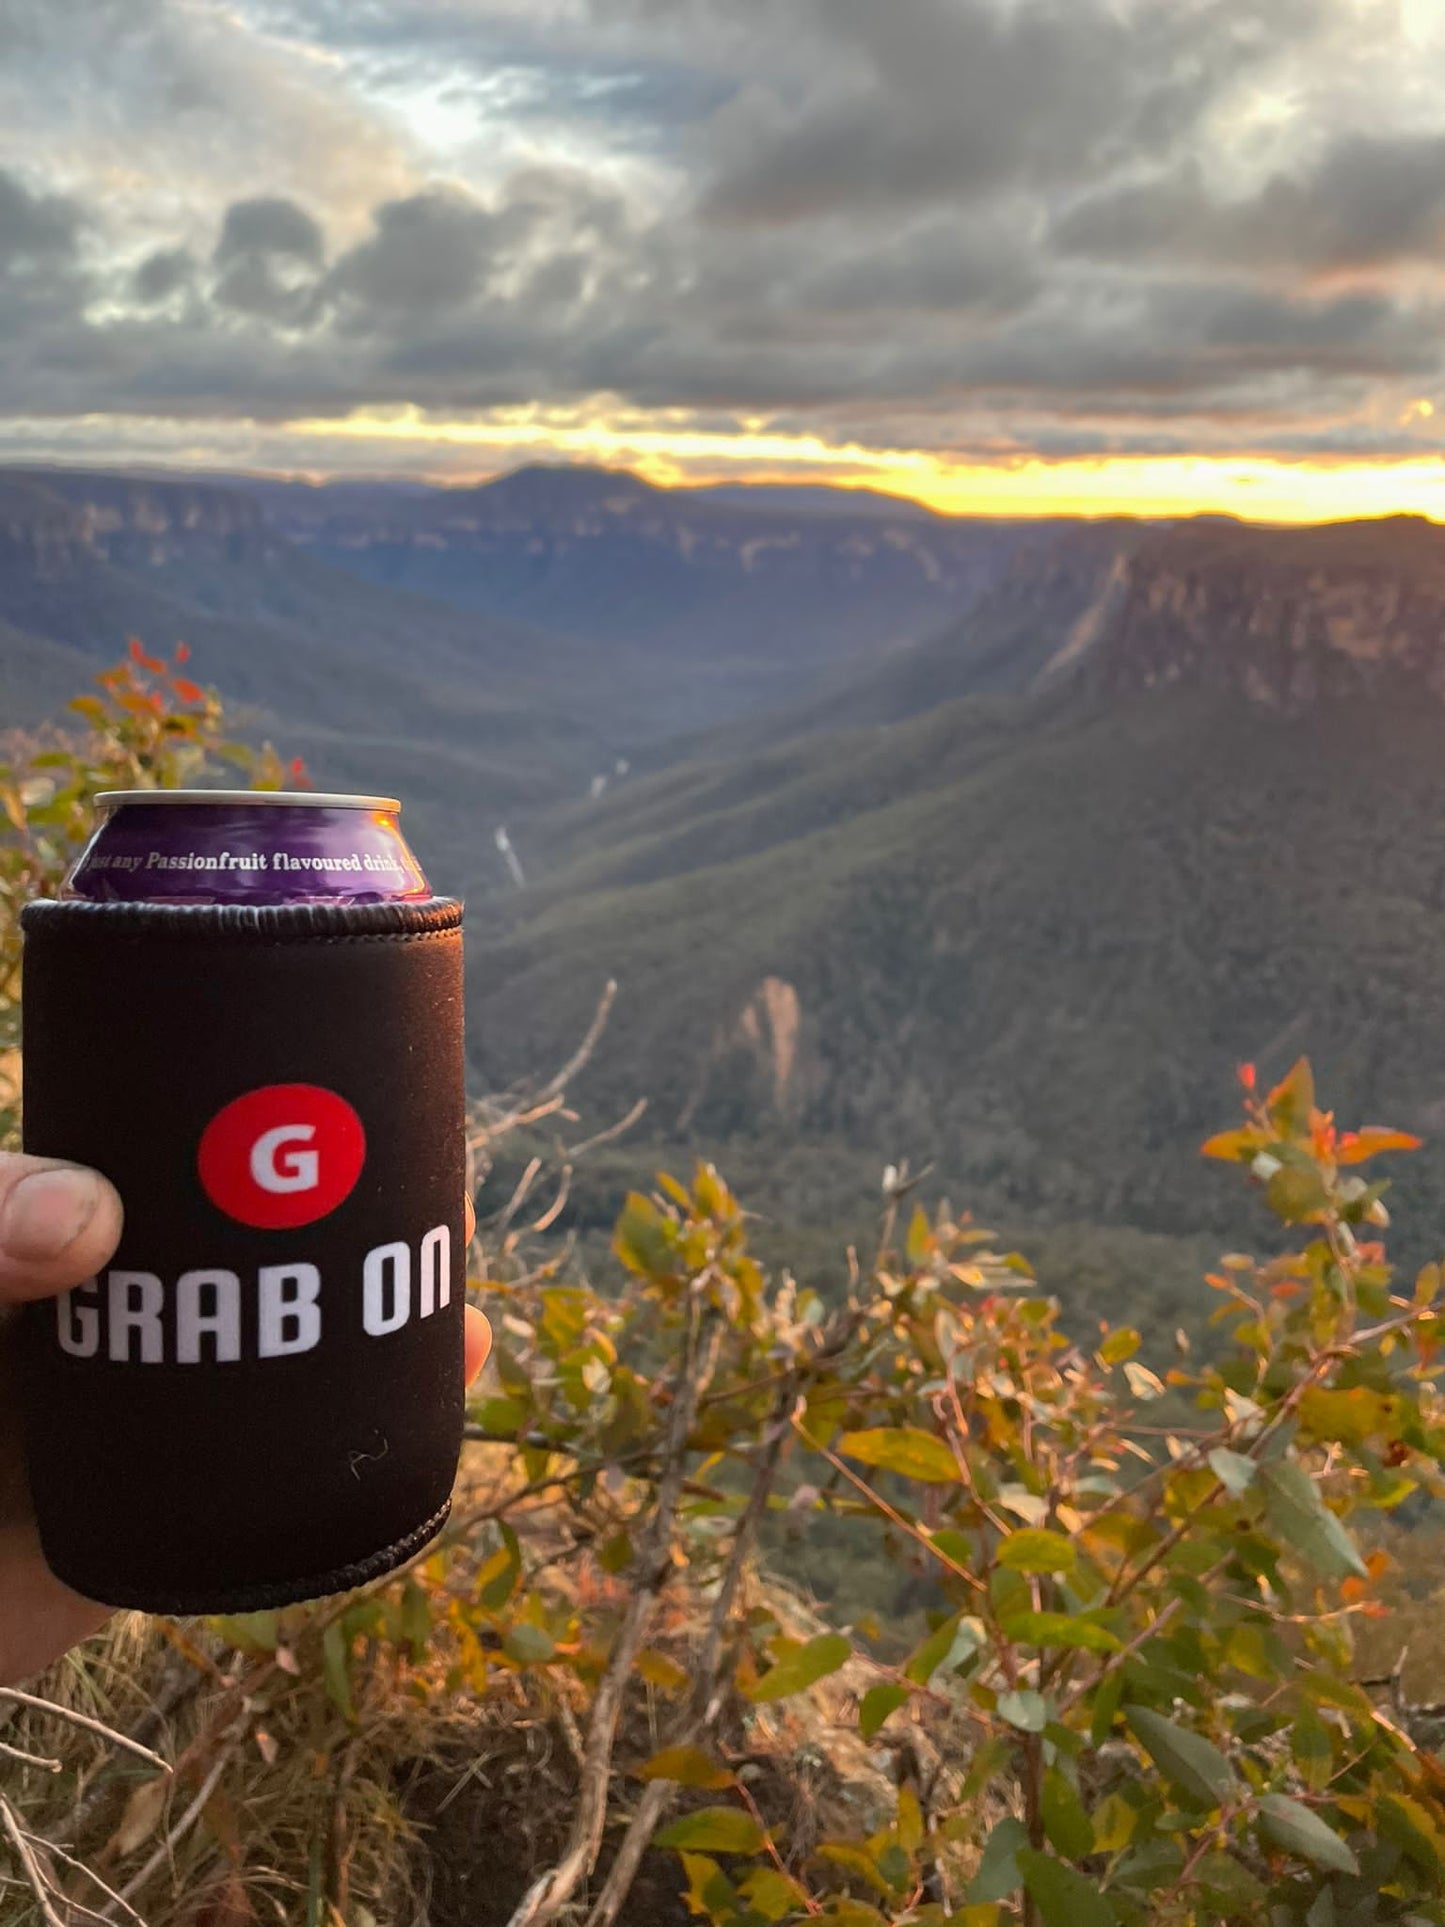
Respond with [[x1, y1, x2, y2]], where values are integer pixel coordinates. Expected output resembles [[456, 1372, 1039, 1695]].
[[94, 789, 403, 812]]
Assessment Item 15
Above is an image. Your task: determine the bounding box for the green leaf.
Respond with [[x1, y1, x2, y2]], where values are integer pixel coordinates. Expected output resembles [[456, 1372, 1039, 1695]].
[[656, 1807, 766, 1855], [211, 1609, 279, 1654], [814, 1904, 886, 1927], [1267, 1058, 1316, 1136], [1257, 1794, 1359, 1875], [613, 1193, 675, 1276], [904, 1612, 963, 1686], [1098, 1327, 1140, 1366], [859, 1684, 910, 1740], [321, 1623, 355, 1723], [747, 1632, 852, 1702], [997, 1689, 1048, 1733], [838, 1427, 960, 1484], [1194, 1852, 1266, 1910], [1207, 1448, 1257, 1496], [1016, 1849, 1120, 1927], [966, 1817, 1028, 1904], [1267, 1164, 1329, 1222], [638, 1746, 735, 1790], [1259, 1458, 1368, 1579], [398, 1579, 430, 1663], [503, 1623, 556, 1665], [1042, 1769, 1094, 1859], [1124, 1706, 1237, 1808], [996, 1529, 1076, 1575], [816, 1843, 892, 1898], [1001, 1611, 1121, 1654], [739, 1868, 809, 1922]]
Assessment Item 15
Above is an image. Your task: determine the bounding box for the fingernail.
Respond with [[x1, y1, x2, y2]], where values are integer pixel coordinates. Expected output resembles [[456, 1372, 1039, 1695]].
[[1, 1168, 104, 1263]]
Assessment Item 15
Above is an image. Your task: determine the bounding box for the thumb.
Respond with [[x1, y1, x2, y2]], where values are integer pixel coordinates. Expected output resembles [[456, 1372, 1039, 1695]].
[[0, 1155, 123, 1302]]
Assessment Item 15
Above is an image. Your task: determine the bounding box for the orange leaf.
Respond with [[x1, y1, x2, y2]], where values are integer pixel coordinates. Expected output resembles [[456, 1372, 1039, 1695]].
[[1238, 1062, 1257, 1091], [1335, 1128, 1423, 1165], [172, 678, 204, 703], [1202, 1129, 1261, 1161], [174, 640, 191, 662]]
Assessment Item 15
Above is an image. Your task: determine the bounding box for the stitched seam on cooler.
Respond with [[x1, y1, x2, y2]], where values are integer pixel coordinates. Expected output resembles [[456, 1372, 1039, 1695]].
[[47, 1495, 455, 1616]]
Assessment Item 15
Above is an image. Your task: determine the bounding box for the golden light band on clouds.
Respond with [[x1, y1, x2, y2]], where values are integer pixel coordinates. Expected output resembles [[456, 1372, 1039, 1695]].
[[11, 404, 1445, 526], [283, 405, 1445, 525]]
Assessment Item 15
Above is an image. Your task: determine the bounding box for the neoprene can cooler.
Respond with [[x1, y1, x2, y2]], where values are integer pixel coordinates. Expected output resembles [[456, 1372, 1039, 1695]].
[[17, 790, 466, 1614]]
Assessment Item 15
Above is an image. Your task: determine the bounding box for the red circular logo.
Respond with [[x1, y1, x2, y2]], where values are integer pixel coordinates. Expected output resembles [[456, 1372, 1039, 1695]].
[[197, 1084, 367, 1230]]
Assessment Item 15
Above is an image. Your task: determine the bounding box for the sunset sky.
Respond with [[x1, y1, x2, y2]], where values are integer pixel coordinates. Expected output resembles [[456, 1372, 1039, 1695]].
[[6, 0, 1445, 519]]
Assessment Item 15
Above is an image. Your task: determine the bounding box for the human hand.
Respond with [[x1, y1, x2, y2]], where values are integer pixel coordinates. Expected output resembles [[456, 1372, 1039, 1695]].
[[0, 1156, 491, 1685]]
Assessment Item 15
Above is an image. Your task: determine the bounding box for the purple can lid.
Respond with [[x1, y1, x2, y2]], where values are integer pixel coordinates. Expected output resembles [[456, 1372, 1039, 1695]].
[[64, 790, 432, 905]]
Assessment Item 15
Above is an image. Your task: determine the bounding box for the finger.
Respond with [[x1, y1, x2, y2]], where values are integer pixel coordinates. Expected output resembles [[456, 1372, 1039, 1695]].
[[0, 1155, 123, 1302], [463, 1305, 491, 1386]]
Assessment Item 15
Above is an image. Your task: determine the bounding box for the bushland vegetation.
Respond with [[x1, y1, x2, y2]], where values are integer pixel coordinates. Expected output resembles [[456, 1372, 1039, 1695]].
[[1, 654, 1444, 1927]]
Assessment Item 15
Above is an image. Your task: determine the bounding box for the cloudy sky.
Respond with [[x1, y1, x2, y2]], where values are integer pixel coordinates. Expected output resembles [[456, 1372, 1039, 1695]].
[[5, 0, 1445, 515]]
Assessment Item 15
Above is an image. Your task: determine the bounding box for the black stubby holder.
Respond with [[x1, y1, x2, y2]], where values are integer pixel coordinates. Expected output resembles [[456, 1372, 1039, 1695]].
[[18, 897, 465, 1614]]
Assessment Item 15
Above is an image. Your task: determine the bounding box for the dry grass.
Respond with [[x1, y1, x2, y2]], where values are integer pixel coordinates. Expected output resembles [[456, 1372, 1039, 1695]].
[[1, 1438, 920, 1927]]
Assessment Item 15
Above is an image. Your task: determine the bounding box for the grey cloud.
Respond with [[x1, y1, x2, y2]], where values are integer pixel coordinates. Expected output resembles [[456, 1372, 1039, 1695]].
[[1059, 132, 1445, 273], [211, 197, 328, 326], [327, 189, 498, 320], [701, 0, 1329, 226], [3, 0, 1445, 466], [132, 246, 196, 305], [215, 196, 325, 267], [0, 168, 83, 264]]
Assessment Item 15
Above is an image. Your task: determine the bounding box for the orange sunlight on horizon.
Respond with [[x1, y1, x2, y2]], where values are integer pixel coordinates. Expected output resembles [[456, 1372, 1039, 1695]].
[[284, 406, 1445, 526]]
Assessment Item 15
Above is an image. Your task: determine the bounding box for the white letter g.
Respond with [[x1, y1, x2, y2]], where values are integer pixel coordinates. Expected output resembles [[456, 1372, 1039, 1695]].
[[250, 1123, 319, 1195]]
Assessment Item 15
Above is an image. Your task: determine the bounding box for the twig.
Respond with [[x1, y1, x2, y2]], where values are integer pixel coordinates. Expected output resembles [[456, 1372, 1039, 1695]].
[[104, 1747, 234, 1916], [567, 1099, 648, 1162], [532, 981, 618, 1107], [19, 1833, 148, 1927], [0, 1790, 66, 1927], [0, 1737, 62, 1772], [801, 1423, 985, 1595], [0, 1689, 171, 1774], [532, 1166, 572, 1234], [503, 1286, 712, 1927], [584, 1385, 800, 1927]]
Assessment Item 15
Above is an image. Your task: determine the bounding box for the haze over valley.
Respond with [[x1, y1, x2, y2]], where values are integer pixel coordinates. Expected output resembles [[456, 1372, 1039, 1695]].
[[8, 459, 1445, 1313]]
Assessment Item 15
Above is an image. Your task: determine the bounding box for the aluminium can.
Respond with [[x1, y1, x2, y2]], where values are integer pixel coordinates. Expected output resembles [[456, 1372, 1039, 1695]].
[[20, 789, 466, 1613]]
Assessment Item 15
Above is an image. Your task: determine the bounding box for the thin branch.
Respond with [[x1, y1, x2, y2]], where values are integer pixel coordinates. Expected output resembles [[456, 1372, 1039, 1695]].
[[0, 1791, 66, 1927], [504, 1286, 712, 1927], [567, 1098, 648, 1162], [0, 1738, 62, 1772], [19, 1833, 148, 1927], [532, 981, 618, 1107], [800, 1423, 985, 1595], [105, 1746, 234, 1916], [0, 1689, 171, 1773], [584, 1386, 800, 1927], [532, 1166, 572, 1234]]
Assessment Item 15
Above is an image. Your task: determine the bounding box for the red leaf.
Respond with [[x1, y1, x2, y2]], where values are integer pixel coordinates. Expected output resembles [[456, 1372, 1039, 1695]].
[[174, 641, 191, 662], [1238, 1062, 1257, 1091], [173, 678, 204, 703]]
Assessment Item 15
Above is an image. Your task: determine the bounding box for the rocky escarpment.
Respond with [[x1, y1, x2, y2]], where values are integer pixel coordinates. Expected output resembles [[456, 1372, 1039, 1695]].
[[1073, 515, 1445, 710], [0, 469, 283, 578]]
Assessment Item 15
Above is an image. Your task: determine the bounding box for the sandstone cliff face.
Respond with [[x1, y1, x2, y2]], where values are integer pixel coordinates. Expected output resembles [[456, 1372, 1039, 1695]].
[[1076, 516, 1445, 710], [0, 470, 282, 578]]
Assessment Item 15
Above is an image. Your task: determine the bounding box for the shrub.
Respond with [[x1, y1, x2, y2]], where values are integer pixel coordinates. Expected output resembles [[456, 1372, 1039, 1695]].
[[3, 658, 1444, 1927]]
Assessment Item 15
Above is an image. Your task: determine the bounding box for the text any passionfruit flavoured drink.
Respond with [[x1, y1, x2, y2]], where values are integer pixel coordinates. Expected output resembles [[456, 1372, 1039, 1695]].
[[20, 791, 465, 1613], [65, 789, 430, 904]]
